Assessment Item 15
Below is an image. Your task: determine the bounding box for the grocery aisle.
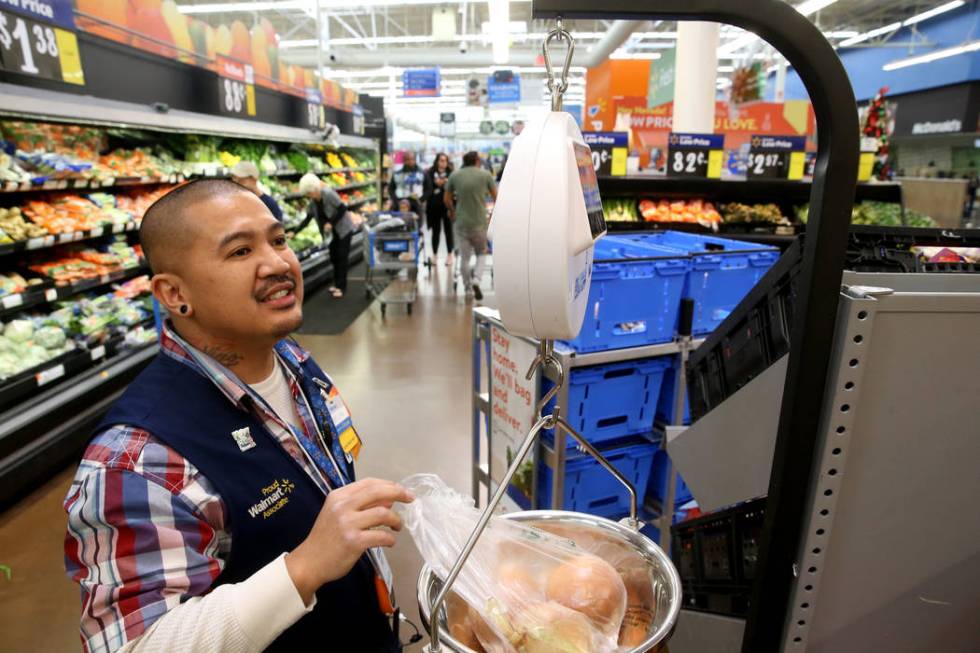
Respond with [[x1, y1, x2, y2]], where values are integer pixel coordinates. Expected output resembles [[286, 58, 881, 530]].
[[0, 262, 486, 651]]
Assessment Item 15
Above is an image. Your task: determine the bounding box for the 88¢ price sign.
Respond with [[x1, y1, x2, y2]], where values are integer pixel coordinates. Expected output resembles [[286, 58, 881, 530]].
[[0, 8, 84, 86], [216, 56, 257, 118]]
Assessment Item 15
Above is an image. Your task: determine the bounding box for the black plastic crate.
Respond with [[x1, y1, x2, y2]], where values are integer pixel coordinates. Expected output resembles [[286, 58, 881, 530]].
[[686, 226, 979, 421], [670, 496, 767, 618]]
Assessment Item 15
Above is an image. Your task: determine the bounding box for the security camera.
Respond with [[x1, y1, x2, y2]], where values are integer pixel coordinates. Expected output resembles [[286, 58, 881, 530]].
[[459, 41, 468, 54], [329, 53, 337, 62]]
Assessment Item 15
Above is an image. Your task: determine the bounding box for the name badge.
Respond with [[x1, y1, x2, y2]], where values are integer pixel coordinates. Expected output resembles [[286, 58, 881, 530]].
[[339, 427, 362, 460], [323, 386, 353, 434]]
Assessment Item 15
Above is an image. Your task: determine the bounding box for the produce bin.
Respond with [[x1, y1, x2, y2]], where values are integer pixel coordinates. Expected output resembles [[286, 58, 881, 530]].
[[620, 232, 780, 335], [560, 237, 688, 352], [542, 355, 673, 449], [535, 440, 658, 519]]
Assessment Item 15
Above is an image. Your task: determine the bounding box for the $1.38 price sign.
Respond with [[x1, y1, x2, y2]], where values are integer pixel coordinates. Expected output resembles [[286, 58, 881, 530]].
[[667, 132, 724, 179], [216, 56, 257, 118], [747, 135, 807, 180], [0, 9, 84, 86]]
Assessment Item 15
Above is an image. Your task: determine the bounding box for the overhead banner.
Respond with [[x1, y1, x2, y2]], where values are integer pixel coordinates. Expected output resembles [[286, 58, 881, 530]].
[[488, 69, 520, 104], [647, 47, 676, 108], [403, 68, 440, 97]]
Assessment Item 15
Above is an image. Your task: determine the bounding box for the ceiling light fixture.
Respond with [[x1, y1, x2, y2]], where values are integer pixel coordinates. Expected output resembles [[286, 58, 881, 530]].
[[883, 39, 980, 70], [609, 51, 662, 60], [903, 0, 965, 26], [794, 0, 839, 16], [839, 22, 902, 47], [178, 0, 532, 14]]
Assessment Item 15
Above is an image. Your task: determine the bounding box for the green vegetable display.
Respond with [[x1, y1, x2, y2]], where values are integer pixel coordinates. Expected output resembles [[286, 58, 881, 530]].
[[601, 197, 638, 222], [796, 201, 933, 227]]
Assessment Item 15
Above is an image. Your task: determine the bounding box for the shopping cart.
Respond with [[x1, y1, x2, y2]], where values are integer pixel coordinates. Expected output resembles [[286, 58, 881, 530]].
[[363, 211, 421, 317]]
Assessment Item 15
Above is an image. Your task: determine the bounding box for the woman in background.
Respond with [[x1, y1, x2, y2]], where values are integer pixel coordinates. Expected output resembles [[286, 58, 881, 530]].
[[292, 173, 358, 298], [422, 152, 455, 267]]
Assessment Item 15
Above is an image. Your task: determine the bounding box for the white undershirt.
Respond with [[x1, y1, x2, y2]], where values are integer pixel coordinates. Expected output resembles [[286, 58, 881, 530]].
[[250, 359, 303, 432]]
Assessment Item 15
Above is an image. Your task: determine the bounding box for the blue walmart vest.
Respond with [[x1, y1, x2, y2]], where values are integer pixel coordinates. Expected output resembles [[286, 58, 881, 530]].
[[96, 351, 400, 652]]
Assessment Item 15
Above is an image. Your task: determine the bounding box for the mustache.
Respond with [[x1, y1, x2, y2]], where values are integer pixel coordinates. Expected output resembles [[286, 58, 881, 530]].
[[254, 274, 296, 300]]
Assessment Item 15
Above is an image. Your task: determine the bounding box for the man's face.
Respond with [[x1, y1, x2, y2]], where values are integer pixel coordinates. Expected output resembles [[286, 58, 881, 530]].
[[179, 192, 303, 344], [404, 152, 416, 168]]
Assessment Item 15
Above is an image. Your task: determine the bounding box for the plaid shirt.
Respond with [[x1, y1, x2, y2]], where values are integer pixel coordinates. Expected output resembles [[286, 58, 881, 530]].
[[63, 325, 346, 653]]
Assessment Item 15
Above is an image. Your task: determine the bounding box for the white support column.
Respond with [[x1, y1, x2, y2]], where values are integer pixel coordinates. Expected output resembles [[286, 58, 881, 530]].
[[672, 21, 720, 133], [775, 59, 788, 102]]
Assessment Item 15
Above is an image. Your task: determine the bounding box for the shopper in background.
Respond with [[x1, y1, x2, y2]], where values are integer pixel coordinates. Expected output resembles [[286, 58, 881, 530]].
[[230, 160, 283, 222], [292, 172, 359, 298], [422, 152, 455, 267], [63, 179, 412, 653], [387, 150, 425, 216], [446, 150, 496, 300]]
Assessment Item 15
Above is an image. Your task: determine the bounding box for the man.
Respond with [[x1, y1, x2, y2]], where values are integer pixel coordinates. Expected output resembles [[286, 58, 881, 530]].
[[387, 151, 425, 216], [230, 160, 283, 222], [63, 179, 412, 652], [445, 151, 497, 301]]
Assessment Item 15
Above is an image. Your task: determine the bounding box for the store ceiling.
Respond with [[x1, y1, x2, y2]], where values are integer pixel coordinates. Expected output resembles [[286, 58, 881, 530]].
[[175, 0, 966, 99]]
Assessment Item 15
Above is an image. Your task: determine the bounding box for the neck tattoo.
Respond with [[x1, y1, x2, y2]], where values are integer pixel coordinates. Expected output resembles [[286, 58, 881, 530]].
[[202, 345, 243, 368]]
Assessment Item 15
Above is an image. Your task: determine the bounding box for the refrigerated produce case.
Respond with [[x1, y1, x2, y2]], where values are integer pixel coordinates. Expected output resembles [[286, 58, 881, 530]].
[[0, 46, 381, 507]]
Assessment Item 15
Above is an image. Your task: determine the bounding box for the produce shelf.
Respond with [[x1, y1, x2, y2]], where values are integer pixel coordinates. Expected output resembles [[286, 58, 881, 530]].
[[0, 262, 149, 320], [0, 342, 159, 509], [597, 176, 902, 204], [0, 222, 138, 258]]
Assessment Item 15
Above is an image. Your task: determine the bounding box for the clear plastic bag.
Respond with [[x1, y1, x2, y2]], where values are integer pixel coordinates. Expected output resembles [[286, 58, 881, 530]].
[[397, 474, 627, 653]]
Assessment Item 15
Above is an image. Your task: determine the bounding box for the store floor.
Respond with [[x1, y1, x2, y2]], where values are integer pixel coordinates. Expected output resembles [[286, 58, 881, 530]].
[[0, 256, 492, 651]]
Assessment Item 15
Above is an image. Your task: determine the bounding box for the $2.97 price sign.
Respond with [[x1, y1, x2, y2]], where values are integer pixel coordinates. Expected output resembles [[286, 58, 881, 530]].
[[0, 9, 84, 85], [667, 132, 724, 179], [216, 56, 257, 118], [747, 135, 807, 180]]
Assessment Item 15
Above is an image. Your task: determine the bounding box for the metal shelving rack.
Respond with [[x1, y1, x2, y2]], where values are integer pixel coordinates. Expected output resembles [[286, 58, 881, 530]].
[[528, 2, 862, 651], [529, 2, 977, 652], [470, 306, 702, 544]]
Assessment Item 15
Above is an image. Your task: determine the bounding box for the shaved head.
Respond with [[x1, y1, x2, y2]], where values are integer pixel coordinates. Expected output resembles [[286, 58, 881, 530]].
[[140, 179, 256, 274]]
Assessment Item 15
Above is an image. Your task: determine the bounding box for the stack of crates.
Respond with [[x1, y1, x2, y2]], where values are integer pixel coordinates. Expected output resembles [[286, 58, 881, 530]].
[[515, 231, 779, 525]]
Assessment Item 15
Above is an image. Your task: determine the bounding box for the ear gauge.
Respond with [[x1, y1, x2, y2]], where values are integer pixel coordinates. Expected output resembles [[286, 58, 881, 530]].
[[179, 305, 188, 315]]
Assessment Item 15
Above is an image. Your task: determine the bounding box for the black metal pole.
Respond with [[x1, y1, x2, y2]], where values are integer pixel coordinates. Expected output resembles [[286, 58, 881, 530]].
[[531, 2, 859, 650]]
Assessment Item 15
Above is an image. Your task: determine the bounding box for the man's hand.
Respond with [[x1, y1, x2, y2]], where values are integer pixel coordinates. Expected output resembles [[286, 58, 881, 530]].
[[286, 479, 414, 606], [435, 177, 447, 187], [323, 222, 333, 232]]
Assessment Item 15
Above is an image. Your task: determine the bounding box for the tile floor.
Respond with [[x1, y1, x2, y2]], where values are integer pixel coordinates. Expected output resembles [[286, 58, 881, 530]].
[[0, 258, 491, 651]]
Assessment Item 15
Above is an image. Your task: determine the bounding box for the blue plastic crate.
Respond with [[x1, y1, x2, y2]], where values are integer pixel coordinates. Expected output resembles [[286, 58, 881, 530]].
[[647, 449, 694, 509], [621, 232, 779, 335], [655, 355, 691, 426], [542, 356, 673, 449], [536, 441, 658, 518], [559, 237, 688, 352]]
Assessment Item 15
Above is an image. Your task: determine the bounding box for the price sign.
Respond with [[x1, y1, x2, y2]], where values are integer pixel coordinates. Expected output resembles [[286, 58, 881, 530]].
[[305, 88, 324, 130], [216, 56, 256, 118], [667, 133, 724, 179], [352, 104, 365, 136], [747, 135, 806, 180], [0, 8, 84, 85], [583, 132, 628, 176]]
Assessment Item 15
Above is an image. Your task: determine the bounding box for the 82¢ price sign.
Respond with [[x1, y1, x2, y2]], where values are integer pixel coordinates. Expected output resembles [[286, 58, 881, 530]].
[[216, 56, 257, 118], [0, 8, 84, 86], [667, 133, 724, 179]]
